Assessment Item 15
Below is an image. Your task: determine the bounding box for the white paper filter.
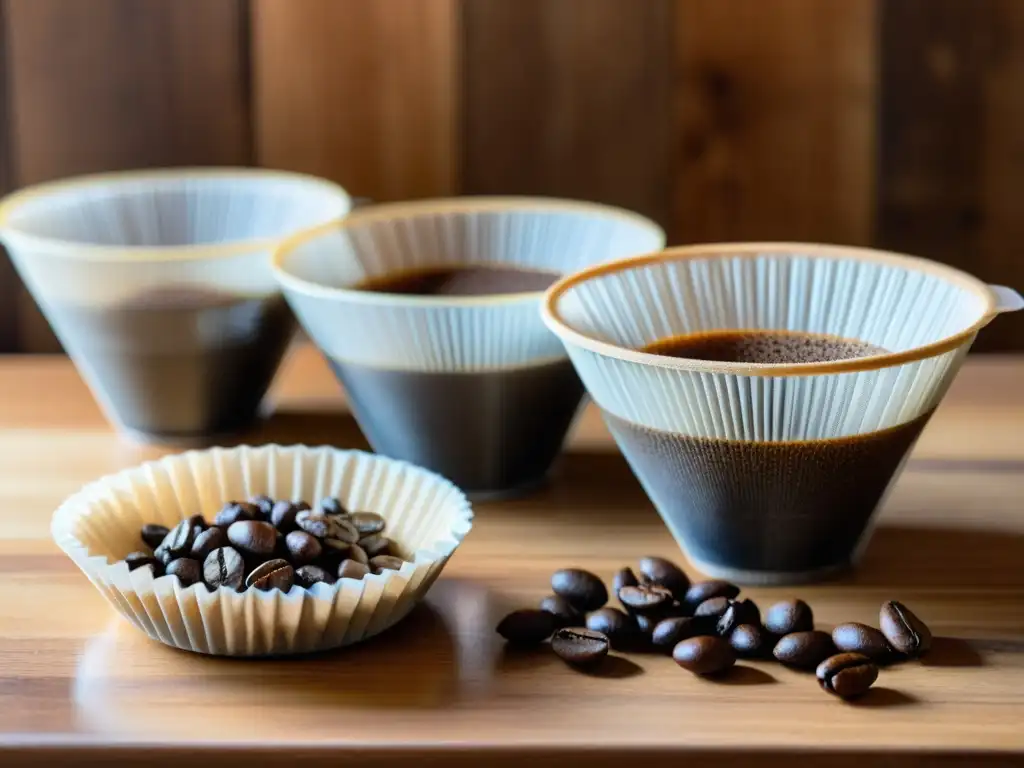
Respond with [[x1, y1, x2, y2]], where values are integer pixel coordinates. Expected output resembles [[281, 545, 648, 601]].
[[51, 445, 473, 656]]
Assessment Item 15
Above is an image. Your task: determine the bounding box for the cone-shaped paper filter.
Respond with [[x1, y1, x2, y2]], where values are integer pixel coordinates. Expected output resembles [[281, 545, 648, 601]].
[[543, 243, 1022, 584], [0, 169, 352, 442], [273, 198, 665, 498]]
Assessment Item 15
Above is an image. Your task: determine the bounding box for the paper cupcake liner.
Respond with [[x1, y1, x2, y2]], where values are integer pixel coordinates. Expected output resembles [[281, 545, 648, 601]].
[[51, 445, 473, 657]]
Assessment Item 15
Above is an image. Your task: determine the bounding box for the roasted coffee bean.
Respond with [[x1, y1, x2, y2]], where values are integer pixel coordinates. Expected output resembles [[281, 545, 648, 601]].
[[246, 559, 295, 592], [285, 530, 322, 566], [684, 580, 740, 610], [618, 583, 673, 614], [551, 568, 608, 612], [359, 534, 393, 558], [165, 557, 201, 587], [160, 519, 199, 559], [673, 635, 736, 676], [187, 514, 208, 532], [832, 623, 893, 661], [125, 551, 160, 572], [539, 594, 583, 627], [323, 518, 360, 548], [634, 614, 657, 636], [370, 554, 405, 573], [694, 596, 731, 620], [249, 494, 275, 520], [203, 546, 245, 590], [730, 623, 771, 658], [190, 527, 228, 561], [879, 600, 932, 657], [586, 608, 637, 650], [227, 520, 277, 555], [153, 543, 174, 565], [271, 501, 300, 532], [551, 627, 610, 668], [716, 598, 761, 637], [497, 609, 558, 646], [337, 559, 370, 580], [774, 630, 835, 669], [764, 599, 814, 636], [612, 566, 639, 593], [320, 497, 347, 516], [638, 556, 690, 599], [295, 564, 336, 588], [214, 502, 257, 528], [349, 512, 386, 535], [326, 542, 369, 565], [140, 524, 170, 550], [295, 509, 331, 539], [817, 653, 879, 699], [651, 616, 703, 651]]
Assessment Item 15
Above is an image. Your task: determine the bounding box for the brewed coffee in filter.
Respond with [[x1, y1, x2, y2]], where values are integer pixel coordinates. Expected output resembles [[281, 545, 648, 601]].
[[543, 243, 1023, 584]]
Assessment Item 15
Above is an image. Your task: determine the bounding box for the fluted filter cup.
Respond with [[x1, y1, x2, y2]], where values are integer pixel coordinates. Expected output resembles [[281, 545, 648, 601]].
[[50, 445, 473, 656], [272, 198, 665, 499], [0, 169, 352, 443], [543, 243, 1024, 584]]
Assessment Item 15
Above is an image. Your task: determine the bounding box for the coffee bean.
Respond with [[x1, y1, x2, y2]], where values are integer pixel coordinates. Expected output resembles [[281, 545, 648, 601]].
[[539, 594, 583, 627], [320, 497, 347, 516], [165, 557, 201, 587], [497, 609, 558, 646], [683, 580, 740, 610], [214, 502, 257, 528], [359, 534, 393, 558], [716, 598, 761, 637], [203, 546, 245, 590], [551, 627, 610, 668], [618, 583, 673, 614], [651, 616, 703, 651], [190, 527, 228, 561], [638, 556, 690, 600], [296, 564, 336, 588], [271, 501, 300, 532], [349, 512, 386, 535], [125, 551, 160, 573], [673, 636, 736, 676], [551, 568, 608, 612], [773, 630, 835, 669], [249, 494, 275, 520], [140, 524, 170, 550], [323, 518, 360, 549], [817, 653, 879, 699], [153, 543, 174, 565], [764, 599, 814, 636], [160, 519, 198, 559], [285, 530, 322, 566], [337, 559, 370, 580], [327, 542, 369, 565], [370, 555, 405, 573], [729, 623, 771, 658], [635, 614, 657, 636], [295, 510, 331, 538], [832, 623, 893, 661], [227, 520, 277, 555], [694, 596, 731, 620], [612, 567, 639, 593], [246, 559, 295, 592], [586, 608, 637, 650], [187, 514, 207, 532], [879, 600, 932, 657]]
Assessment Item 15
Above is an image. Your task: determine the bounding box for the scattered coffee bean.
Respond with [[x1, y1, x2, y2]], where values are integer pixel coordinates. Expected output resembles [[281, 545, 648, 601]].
[[160, 519, 198, 559], [651, 616, 702, 651], [817, 653, 879, 699], [613, 567, 639, 593], [634, 614, 657, 636], [879, 600, 932, 657], [638, 556, 690, 600], [246, 559, 295, 592], [320, 497, 347, 515], [683, 579, 740, 610], [551, 627, 610, 668], [694, 596, 731, 620], [618, 583, 674, 614], [285, 530, 322, 566], [249, 494, 275, 520], [323, 518, 361, 548], [165, 557, 202, 587], [190, 527, 228, 560], [203, 546, 246, 590], [359, 534, 393, 558], [540, 594, 583, 627], [832, 623, 893, 661], [673, 635, 736, 676], [125, 551, 160, 573], [716, 598, 761, 637], [551, 568, 608, 612], [497, 609, 558, 646], [295, 564, 336, 588], [337, 559, 370, 580], [586, 608, 637, 650], [271, 501, 300, 532], [729, 623, 771, 658], [764, 599, 814, 636], [227, 520, 277, 556], [140, 524, 170, 550], [370, 555, 405, 573], [774, 630, 835, 669], [349, 512, 386, 535], [295, 509, 331, 538], [214, 502, 257, 528]]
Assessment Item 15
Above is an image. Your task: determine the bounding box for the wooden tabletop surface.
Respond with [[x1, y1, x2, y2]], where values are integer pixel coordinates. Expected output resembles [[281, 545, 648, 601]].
[[0, 345, 1022, 767]]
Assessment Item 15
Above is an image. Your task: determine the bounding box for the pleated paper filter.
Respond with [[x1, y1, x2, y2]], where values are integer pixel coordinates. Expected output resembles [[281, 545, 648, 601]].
[[543, 243, 1023, 584]]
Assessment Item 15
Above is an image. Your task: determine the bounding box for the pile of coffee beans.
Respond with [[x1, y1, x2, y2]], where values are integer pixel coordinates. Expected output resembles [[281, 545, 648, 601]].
[[122, 495, 406, 593], [496, 556, 934, 701]]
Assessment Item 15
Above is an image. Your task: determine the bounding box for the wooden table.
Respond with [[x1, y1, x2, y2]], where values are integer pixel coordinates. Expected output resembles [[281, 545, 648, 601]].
[[0, 345, 1022, 767]]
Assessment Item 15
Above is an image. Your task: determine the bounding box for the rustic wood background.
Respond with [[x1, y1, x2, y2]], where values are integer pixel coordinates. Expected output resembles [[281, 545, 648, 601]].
[[0, 0, 1022, 352]]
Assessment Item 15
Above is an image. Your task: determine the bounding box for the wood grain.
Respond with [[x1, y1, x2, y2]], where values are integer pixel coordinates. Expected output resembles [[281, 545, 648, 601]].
[[675, 0, 877, 245], [461, 0, 674, 231], [251, 0, 457, 202], [0, 345, 1021, 765]]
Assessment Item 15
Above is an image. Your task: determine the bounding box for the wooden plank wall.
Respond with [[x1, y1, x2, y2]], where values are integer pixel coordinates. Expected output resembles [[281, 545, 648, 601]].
[[0, 0, 1021, 352]]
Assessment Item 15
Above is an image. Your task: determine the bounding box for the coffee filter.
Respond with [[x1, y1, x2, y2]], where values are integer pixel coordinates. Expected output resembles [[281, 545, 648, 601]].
[[50, 445, 473, 656], [272, 198, 666, 371]]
